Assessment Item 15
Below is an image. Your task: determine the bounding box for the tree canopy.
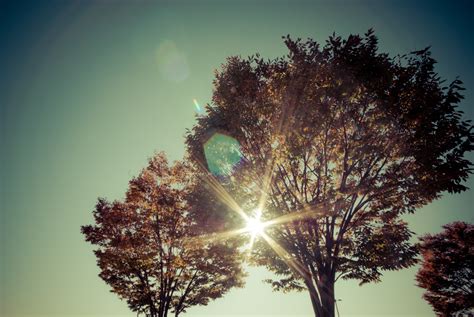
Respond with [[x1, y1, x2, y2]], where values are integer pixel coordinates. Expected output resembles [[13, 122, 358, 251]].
[[81, 153, 245, 317], [186, 29, 474, 317], [416, 221, 474, 316]]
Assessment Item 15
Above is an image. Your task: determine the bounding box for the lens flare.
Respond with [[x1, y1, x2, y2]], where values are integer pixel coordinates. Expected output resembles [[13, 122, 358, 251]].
[[203, 132, 243, 176], [156, 40, 189, 82], [193, 98, 204, 114]]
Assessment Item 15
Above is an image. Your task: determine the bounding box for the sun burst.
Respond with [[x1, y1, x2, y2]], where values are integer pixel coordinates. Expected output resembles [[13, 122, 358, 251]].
[[245, 209, 265, 236], [243, 209, 267, 252], [246, 217, 265, 236], [190, 150, 316, 279]]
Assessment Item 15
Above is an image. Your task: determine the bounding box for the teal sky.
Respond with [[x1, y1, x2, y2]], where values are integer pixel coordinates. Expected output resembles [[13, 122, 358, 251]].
[[1, 1, 473, 316]]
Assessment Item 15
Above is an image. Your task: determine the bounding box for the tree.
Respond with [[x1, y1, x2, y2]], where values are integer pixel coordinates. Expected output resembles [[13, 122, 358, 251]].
[[186, 30, 474, 317], [416, 222, 474, 316], [81, 153, 245, 317]]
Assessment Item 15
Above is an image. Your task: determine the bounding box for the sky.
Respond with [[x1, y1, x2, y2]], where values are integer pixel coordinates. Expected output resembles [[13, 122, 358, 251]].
[[0, 0, 473, 316]]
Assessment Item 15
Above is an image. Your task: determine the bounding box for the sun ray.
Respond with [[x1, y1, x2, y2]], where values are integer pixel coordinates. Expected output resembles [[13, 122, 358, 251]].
[[185, 227, 248, 245], [263, 203, 325, 228], [194, 158, 249, 221], [261, 232, 310, 280], [253, 90, 304, 223], [187, 124, 324, 281], [244, 232, 258, 260], [188, 159, 321, 284], [255, 157, 276, 212]]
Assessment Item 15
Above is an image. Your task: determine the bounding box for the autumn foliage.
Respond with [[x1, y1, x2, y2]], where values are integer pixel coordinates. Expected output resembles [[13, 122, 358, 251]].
[[81, 153, 244, 317], [416, 222, 474, 316], [81, 29, 473, 317], [186, 30, 474, 316]]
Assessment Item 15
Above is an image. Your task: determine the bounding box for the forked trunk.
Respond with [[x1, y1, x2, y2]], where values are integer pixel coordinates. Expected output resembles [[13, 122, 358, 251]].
[[308, 274, 336, 317], [306, 280, 323, 316]]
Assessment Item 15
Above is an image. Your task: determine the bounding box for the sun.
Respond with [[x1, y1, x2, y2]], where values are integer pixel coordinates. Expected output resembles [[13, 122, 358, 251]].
[[246, 216, 265, 236], [244, 209, 266, 253], [245, 209, 266, 237]]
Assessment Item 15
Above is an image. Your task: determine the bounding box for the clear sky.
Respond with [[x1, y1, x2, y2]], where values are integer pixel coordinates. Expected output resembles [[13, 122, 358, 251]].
[[1, 1, 473, 316]]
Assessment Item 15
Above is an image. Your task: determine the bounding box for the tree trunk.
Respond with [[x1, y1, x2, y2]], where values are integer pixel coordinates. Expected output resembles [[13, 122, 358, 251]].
[[319, 273, 335, 317], [306, 280, 323, 317], [156, 301, 167, 317], [320, 280, 335, 317], [308, 274, 336, 317]]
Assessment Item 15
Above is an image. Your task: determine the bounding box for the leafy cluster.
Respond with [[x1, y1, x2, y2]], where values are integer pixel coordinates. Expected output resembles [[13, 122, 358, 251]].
[[82, 153, 244, 317], [82, 29, 473, 317], [187, 29, 473, 315], [416, 222, 474, 316]]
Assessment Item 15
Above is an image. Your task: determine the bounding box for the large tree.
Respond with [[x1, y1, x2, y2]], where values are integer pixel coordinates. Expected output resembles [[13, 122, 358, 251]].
[[416, 222, 474, 316], [186, 30, 474, 316], [81, 153, 245, 317]]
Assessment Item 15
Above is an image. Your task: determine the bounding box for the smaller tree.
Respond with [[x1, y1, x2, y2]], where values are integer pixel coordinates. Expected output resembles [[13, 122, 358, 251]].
[[81, 153, 245, 317], [416, 221, 474, 316]]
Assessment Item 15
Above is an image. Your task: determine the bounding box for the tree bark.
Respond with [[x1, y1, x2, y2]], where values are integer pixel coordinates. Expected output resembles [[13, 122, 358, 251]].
[[306, 280, 323, 317], [319, 274, 335, 317], [308, 273, 336, 317]]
